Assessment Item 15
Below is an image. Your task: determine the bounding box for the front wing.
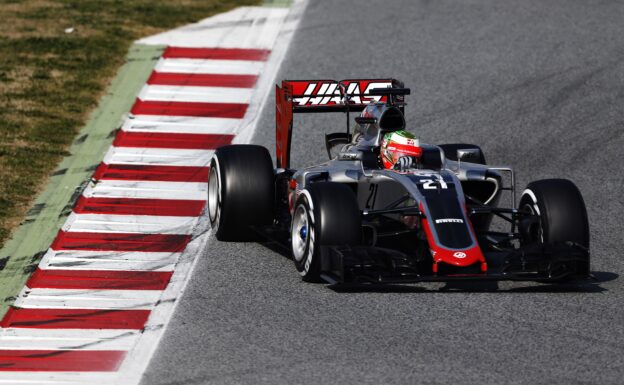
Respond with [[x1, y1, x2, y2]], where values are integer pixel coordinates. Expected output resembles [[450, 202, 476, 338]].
[[319, 243, 590, 285]]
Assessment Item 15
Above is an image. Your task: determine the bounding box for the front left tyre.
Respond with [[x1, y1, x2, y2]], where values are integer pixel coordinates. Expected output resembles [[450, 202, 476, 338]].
[[291, 182, 361, 282], [208, 145, 274, 241]]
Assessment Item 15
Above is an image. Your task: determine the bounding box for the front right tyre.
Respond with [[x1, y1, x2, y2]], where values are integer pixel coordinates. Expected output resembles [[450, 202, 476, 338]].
[[519, 178, 589, 248], [519, 178, 590, 277]]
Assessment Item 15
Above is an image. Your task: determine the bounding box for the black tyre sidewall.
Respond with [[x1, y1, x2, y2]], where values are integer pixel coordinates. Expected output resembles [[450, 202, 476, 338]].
[[208, 158, 222, 233], [519, 179, 589, 249], [292, 182, 361, 282], [292, 193, 318, 281], [209, 145, 275, 241]]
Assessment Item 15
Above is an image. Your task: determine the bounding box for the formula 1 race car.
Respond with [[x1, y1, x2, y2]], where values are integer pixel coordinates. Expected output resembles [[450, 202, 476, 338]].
[[207, 78, 590, 285]]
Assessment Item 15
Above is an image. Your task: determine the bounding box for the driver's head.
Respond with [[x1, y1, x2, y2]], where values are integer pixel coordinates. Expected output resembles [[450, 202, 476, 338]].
[[380, 130, 422, 169]]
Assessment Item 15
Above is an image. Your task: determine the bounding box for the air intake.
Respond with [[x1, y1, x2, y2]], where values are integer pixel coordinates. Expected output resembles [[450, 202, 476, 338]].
[[379, 107, 405, 131]]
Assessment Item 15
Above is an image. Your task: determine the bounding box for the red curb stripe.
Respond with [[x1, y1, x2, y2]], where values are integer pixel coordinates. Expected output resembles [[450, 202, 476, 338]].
[[51, 231, 190, 252], [113, 131, 234, 150], [93, 163, 209, 182], [147, 72, 259, 88], [0, 349, 126, 371], [75, 196, 206, 217], [163, 47, 270, 61], [131, 99, 248, 118], [27, 269, 173, 290], [1, 308, 151, 330]]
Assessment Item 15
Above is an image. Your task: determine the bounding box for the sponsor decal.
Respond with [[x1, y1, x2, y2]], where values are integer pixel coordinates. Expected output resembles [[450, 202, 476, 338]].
[[292, 81, 392, 106], [453, 251, 467, 259], [435, 218, 464, 224]]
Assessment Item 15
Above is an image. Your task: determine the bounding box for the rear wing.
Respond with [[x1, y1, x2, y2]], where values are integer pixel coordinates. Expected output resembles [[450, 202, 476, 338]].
[[275, 78, 408, 168]]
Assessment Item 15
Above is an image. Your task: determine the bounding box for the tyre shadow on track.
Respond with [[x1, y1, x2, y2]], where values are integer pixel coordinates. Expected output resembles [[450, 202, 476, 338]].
[[329, 272, 617, 293]]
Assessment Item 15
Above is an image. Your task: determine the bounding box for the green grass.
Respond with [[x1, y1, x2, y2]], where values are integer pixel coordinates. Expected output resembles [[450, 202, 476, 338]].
[[0, 0, 259, 248]]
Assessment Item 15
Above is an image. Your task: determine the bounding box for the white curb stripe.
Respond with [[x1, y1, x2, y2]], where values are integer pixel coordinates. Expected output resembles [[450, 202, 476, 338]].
[[123, 115, 239, 135], [0, 2, 307, 384], [0, 329, 139, 351], [103, 146, 214, 167], [63, 213, 197, 235], [83, 180, 207, 201], [15, 288, 162, 310], [0, 372, 118, 385], [138, 85, 253, 104], [155, 58, 264, 75], [121, 3, 307, 385], [39, 250, 179, 272], [138, 6, 289, 49]]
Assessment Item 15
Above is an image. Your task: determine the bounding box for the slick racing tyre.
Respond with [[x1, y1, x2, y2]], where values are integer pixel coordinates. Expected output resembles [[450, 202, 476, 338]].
[[519, 179, 590, 278], [519, 179, 589, 248], [438, 143, 487, 165], [208, 145, 274, 241], [291, 182, 361, 282]]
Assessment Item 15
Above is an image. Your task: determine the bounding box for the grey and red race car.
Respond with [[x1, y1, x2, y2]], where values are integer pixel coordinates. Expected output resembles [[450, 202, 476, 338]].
[[207, 78, 590, 285]]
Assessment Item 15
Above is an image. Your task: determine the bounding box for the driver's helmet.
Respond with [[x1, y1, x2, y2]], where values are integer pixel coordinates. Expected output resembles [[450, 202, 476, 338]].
[[380, 130, 422, 169]]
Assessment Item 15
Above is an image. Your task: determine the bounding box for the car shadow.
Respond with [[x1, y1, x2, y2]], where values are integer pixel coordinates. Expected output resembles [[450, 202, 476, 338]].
[[329, 272, 617, 293]]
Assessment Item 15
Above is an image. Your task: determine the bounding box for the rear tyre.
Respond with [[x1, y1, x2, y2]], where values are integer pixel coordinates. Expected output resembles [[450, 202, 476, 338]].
[[208, 145, 274, 241], [438, 143, 486, 165], [519, 179, 590, 276], [291, 182, 361, 282]]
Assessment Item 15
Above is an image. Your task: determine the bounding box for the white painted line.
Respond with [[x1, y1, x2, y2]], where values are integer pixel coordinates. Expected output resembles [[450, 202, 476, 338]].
[[118, 215, 212, 383], [138, 6, 289, 49], [83, 180, 206, 201], [63, 213, 197, 235], [39, 250, 179, 272], [233, 1, 307, 144], [0, 372, 118, 385], [123, 115, 239, 135], [0, 329, 139, 351], [155, 58, 264, 75], [119, 3, 308, 385], [103, 146, 214, 167], [0, 3, 307, 385], [138, 85, 253, 104], [15, 287, 161, 310]]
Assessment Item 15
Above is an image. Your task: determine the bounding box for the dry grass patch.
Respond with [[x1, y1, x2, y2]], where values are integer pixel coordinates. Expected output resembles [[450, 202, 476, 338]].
[[0, 0, 259, 246]]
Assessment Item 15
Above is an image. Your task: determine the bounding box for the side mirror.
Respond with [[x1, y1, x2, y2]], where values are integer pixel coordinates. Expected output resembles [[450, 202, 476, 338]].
[[457, 148, 482, 163], [355, 116, 377, 125]]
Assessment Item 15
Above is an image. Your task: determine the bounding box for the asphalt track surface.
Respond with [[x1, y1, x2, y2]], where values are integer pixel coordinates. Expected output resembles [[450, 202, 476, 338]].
[[142, 1, 624, 384]]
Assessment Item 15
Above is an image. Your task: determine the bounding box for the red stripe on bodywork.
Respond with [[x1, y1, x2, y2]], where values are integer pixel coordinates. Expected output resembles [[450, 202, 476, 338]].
[[163, 47, 270, 61], [113, 130, 234, 150], [92, 163, 209, 182], [51, 231, 190, 252], [27, 269, 172, 290], [420, 211, 486, 271], [0, 308, 150, 329], [75, 196, 205, 217], [131, 99, 248, 118], [0, 349, 126, 371], [147, 72, 258, 88]]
